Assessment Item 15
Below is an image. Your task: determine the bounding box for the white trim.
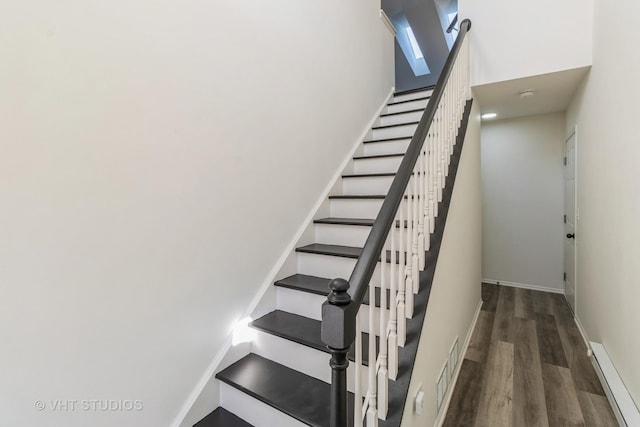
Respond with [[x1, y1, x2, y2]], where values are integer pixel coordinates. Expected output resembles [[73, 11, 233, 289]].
[[434, 299, 483, 427], [379, 9, 397, 36], [481, 278, 564, 294], [590, 342, 640, 427], [573, 314, 591, 351], [564, 125, 578, 313], [170, 87, 396, 427]]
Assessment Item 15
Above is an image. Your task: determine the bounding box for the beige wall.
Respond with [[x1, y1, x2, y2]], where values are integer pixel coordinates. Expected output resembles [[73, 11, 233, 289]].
[[459, 0, 592, 86], [481, 113, 566, 291], [401, 101, 482, 426], [565, 0, 640, 408], [0, 1, 394, 426]]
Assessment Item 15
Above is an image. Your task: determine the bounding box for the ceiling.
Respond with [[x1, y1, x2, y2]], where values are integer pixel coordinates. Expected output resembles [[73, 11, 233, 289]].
[[473, 67, 590, 120]]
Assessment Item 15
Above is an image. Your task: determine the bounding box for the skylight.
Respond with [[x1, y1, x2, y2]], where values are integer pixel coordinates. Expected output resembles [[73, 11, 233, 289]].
[[404, 26, 424, 60]]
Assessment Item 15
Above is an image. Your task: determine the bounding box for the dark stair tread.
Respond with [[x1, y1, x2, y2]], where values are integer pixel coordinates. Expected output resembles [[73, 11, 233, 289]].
[[216, 354, 354, 427], [352, 153, 405, 160], [295, 243, 362, 259], [342, 172, 396, 178], [250, 311, 379, 365], [295, 244, 406, 264], [372, 121, 419, 130], [394, 85, 435, 96], [274, 274, 391, 308], [328, 194, 421, 200], [342, 171, 420, 179], [275, 273, 329, 295], [314, 217, 408, 229], [194, 407, 253, 427], [380, 108, 425, 118], [363, 136, 412, 143], [314, 217, 375, 226], [328, 194, 386, 199], [387, 96, 430, 106]]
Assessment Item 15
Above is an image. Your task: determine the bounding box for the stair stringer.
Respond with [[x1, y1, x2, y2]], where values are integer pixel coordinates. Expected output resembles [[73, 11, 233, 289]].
[[173, 87, 395, 427], [403, 99, 482, 427], [363, 99, 476, 427]]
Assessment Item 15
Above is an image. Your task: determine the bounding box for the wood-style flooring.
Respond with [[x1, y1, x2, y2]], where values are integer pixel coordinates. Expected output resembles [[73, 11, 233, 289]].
[[443, 284, 618, 427]]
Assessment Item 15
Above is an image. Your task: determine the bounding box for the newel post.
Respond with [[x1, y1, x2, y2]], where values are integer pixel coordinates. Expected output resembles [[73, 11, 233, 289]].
[[321, 278, 357, 427]]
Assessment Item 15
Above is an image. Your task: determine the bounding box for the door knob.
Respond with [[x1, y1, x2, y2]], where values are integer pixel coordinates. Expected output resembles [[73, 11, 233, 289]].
[[566, 233, 575, 239]]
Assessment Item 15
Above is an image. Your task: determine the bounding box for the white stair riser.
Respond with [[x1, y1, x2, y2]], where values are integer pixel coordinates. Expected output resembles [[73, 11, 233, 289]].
[[362, 139, 411, 156], [329, 198, 383, 218], [297, 252, 358, 280], [251, 331, 369, 393], [371, 123, 418, 140], [277, 286, 324, 321], [392, 89, 433, 103], [296, 250, 417, 289], [275, 286, 383, 335], [315, 223, 416, 249], [343, 175, 417, 195], [377, 110, 424, 127], [296, 253, 406, 290], [315, 223, 371, 247], [353, 156, 403, 174], [385, 98, 429, 114], [342, 175, 394, 195], [219, 382, 305, 427]]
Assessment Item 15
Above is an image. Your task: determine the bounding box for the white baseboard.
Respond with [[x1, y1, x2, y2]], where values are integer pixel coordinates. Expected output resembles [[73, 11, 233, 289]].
[[170, 87, 396, 427], [573, 314, 591, 351], [434, 299, 483, 427], [482, 278, 564, 294], [590, 342, 640, 427]]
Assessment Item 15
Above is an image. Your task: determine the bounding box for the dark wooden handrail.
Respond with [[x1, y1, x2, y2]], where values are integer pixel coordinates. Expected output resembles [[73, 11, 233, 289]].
[[321, 19, 472, 427], [349, 17, 471, 317]]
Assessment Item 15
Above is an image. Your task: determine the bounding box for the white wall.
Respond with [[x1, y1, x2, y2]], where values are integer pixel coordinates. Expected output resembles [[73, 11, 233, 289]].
[[401, 101, 482, 426], [481, 113, 566, 291], [0, 1, 394, 426], [565, 0, 640, 408], [459, 0, 593, 86]]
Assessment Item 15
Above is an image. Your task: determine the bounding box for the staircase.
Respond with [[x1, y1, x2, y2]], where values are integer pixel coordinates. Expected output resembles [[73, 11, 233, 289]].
[[192, 20, 472, 427], [195, 88, 428, 427]]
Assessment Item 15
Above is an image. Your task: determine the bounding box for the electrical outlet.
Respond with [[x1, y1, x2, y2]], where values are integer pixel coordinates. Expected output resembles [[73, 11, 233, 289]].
[[448, 337, 459, 379], [414, 384, 425, 416]]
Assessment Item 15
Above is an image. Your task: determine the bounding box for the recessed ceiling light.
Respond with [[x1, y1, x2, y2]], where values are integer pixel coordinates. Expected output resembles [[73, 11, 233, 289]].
[[482, 113, 497, 119], [519, 89, 535, 98]]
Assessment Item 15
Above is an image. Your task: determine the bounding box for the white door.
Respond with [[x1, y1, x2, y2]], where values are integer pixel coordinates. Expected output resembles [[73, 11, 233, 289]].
[[564, 130, 577, 313]]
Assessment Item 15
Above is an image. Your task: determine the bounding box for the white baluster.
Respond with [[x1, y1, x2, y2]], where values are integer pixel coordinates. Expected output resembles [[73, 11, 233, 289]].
[[377, 244, 388, 420], [423, 137, 432, 250], [418, 140, 426, 270], [396, 199, 408, 347], [429, 130, 437, 232], [466, 39, 471, 100], [388, 223, 398, 381], [402, 182, 412, 326], [448, 78, 454, 164], [411, 166, 420, 296], [437, 106, 444, 203], [443, 86, 450, 172], [367, 263, 378, 427], [355, 312, 363, 427]]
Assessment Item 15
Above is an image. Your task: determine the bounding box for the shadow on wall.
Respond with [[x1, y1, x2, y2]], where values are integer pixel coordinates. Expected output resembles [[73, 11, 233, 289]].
[[383, 0, 457, 91]]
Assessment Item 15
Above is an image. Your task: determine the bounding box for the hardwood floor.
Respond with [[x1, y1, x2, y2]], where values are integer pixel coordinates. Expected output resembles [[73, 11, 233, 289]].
[[443, 284, 618, 427]]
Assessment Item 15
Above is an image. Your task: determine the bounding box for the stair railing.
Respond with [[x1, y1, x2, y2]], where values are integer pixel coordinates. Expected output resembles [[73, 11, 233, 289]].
[[321, 19, 472, 427]]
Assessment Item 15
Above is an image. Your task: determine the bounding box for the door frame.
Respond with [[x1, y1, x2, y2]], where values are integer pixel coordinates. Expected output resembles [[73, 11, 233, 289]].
[[564, 125, 578, 314]]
